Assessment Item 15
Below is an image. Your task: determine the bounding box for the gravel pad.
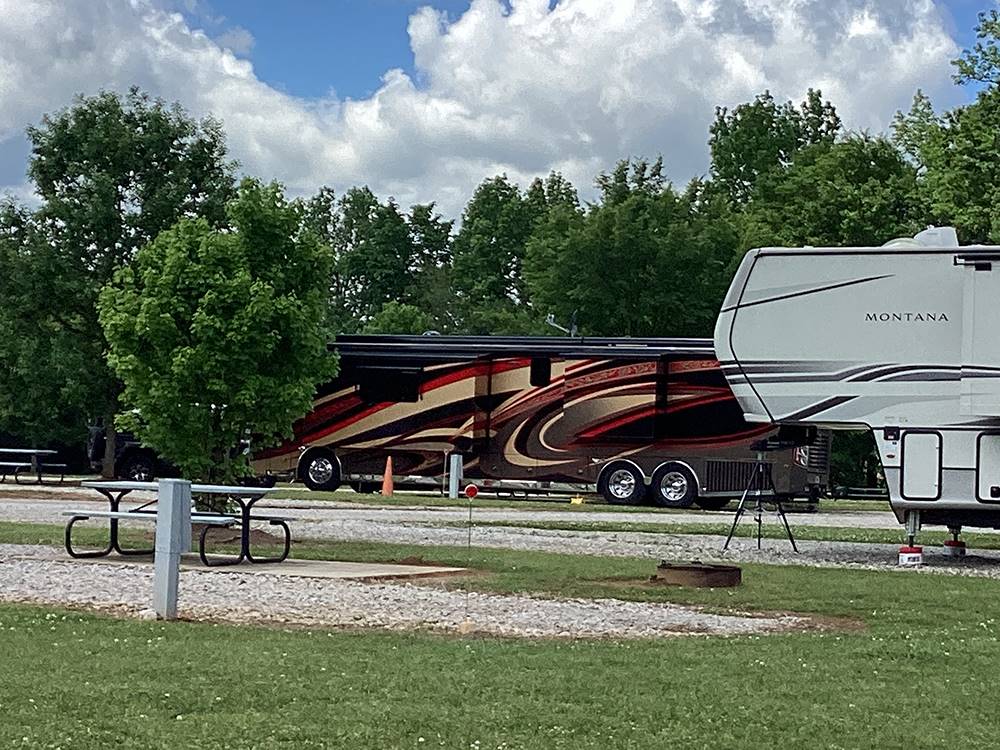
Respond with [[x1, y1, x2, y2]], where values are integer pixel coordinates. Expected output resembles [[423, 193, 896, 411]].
[[0, 545, 803, 638]]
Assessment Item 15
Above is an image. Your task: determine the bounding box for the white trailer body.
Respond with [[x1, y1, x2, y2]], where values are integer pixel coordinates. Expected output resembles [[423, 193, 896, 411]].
[[713, 227, 1000, 528]]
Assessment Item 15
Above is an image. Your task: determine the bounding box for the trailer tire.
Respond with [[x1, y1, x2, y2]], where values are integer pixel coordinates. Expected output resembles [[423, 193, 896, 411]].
[[694, 496, 730, 511], [650, 463, 697, 508], [300, 449, 340, 491], [598, 463, 646, 505]]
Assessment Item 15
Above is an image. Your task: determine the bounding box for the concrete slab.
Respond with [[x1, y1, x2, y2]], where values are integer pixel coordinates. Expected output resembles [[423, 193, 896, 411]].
[[12, 546, 467, 581]]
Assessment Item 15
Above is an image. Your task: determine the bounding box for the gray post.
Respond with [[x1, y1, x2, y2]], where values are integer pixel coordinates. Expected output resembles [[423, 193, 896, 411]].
[[448, 453, 463, 499], [152, 479, 191, 620]]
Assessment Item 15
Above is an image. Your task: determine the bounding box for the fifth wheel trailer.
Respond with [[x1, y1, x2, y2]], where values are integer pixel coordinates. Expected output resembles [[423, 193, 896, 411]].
[[251, 335, 830, 507], [714, 226, 1000, 539]]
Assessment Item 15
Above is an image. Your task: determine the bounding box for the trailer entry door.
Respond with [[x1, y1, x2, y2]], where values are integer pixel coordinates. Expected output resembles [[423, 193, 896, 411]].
[[901, 431, 941, 500], [961, 259, 1000, 415]]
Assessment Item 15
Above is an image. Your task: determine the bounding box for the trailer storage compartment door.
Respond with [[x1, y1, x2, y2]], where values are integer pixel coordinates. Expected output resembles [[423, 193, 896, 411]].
[[976, 433, 1000, 502], [901, 431, 941, 500], [960, 259, 1000, 416]]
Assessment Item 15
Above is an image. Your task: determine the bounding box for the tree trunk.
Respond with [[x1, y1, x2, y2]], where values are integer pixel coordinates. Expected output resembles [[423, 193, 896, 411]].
[[102, 414, 117, 479]]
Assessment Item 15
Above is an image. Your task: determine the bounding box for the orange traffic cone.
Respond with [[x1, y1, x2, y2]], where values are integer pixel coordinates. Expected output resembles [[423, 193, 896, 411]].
[[381, 456, 394, 497]]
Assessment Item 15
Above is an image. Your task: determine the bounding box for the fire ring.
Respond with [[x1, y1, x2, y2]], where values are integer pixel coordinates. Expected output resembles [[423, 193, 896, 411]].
[[655, 561, 742, 588]]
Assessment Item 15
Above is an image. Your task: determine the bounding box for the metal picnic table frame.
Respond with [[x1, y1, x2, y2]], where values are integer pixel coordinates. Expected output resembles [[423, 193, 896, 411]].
[[0, 448, 63, 484], [75, 481, 289, 566]]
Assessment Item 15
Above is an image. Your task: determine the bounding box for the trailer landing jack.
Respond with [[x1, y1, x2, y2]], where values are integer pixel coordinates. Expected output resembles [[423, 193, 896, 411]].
[[944, 525, 966, 558], [899, 510, 923, 566]]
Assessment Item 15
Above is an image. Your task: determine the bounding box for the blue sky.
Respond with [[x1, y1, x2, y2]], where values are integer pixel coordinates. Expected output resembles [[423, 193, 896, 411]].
[[0, 0, 991, 215], [185, 0, 477, 99]]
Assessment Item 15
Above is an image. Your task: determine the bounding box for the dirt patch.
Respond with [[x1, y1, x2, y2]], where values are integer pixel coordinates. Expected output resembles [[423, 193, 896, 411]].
[[137, 525, 285, 546], [0, 486, 88, 502]]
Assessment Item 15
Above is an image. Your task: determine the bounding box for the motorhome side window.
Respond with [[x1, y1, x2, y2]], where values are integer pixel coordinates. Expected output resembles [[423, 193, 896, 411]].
[[530, 357, 551, 387], [356, 367, 422, 403]]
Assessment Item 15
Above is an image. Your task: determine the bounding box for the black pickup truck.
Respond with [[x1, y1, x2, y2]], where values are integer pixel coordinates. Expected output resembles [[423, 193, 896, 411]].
[[86, 424, 274, 486], [86, 424, 175, 481]]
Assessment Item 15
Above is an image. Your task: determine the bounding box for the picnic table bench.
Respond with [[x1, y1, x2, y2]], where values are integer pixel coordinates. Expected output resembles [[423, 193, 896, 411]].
[[68, 481, 292, 566], [0, 448, 66, 484]]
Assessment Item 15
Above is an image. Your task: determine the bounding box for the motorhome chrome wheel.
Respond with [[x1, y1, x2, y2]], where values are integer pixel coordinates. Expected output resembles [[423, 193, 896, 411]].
[[309, 457, 334, 485], [598, 462, 645, 505], [660, 471, 688, 502], [609, 469, 636, 499], [300, 449, 341, 491], [651, 463, 697, 508]]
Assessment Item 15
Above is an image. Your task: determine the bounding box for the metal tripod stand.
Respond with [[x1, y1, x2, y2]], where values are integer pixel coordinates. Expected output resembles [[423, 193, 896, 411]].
[[723, 451, 798, 552]]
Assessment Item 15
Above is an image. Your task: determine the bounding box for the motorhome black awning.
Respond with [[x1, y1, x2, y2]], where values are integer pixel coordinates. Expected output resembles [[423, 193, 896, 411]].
[[330, 334, 716, 363]]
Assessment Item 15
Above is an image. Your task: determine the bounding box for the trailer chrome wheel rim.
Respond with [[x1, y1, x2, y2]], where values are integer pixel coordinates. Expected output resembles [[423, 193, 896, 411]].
[[608, 469, 637, 500], [660, 471, 688, 502], [308, 457, 335, 485]]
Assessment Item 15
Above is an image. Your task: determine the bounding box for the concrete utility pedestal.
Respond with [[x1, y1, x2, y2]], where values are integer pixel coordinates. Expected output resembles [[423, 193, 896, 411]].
[[152, 479, 192, 620], [448, 454, 463, 499]]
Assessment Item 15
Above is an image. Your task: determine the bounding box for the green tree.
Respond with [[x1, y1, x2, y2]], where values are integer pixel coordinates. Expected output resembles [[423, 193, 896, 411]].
[[0, 203, 105, 443], [98, 180, 334, 482], [452, 176, 536, 332], [894, 89, 1000, 243], [333, 188, 416, 326], [0, 88, 234, 470], [952, 9, 1000, 86], [405, 203, 455, 332], [744, 135, 922, 248], [362, 301, 436, 335], [525, 160, 742, 337], [298, 186, 356, 336], [453, 173, 576, 333], [709, 89, 840, 204]]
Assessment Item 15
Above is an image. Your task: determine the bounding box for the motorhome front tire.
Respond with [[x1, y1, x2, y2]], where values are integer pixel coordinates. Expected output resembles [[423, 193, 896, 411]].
[[650, 463, 697, 508], [598, 463, 646, 505], [301, 449, 341, 491]]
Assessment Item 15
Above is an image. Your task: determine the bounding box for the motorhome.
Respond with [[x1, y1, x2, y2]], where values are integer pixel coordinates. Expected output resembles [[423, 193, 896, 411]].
[[714, 226, 1000, 541], [251, 335, 829, 507]]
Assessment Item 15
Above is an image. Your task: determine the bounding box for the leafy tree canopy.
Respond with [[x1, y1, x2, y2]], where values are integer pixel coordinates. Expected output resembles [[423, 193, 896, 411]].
[[525, 160, 742, 337], [98, 180, 334, 482], [0, 88, 234, 454], [953, 9, 1000, 87], [362, 301, 436, 335], [709, 89, 841, 204], [894, 89, 1000, 243], [744, 135, 922, 248]]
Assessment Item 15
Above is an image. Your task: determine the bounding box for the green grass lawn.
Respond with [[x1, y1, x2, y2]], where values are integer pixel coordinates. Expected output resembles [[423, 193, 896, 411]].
[[7, 519, 1000, 747], [4, 557, 1000, 748]]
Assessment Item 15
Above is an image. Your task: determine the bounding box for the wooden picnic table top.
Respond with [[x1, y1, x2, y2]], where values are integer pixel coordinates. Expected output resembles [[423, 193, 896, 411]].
[[0, 448, 58, 455], [81, 480, 276, 497]]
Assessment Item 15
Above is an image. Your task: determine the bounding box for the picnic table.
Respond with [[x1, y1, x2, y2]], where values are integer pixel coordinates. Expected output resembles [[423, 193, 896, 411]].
[[67, 481, 291, 566], [0, 448, 66, 484]]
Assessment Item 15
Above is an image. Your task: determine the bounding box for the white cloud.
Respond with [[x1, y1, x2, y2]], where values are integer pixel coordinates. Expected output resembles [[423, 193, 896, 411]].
[[214, 25, 254, 57], [0, 0, 965, 216]]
